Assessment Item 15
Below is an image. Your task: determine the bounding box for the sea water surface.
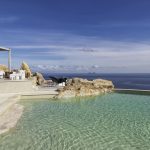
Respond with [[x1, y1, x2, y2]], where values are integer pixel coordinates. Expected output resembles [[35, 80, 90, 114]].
[[45, 73, 150, 90], [0, 93, 150, 150]]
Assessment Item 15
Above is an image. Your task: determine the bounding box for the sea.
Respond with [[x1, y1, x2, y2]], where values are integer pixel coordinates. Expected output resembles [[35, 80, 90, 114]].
[[44, 73, 150, 90]]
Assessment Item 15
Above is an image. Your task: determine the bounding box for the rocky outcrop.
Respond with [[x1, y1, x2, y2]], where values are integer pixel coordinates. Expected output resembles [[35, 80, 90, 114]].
[[56, 78, 114, 98], [33, 72, 46, 85], [21, 62, 32, 78]]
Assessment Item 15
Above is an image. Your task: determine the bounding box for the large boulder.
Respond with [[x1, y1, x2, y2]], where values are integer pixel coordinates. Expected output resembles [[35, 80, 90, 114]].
[[56, 78, 114, 98], [33, 72, 46, 85], [21, 62, 32, 78]]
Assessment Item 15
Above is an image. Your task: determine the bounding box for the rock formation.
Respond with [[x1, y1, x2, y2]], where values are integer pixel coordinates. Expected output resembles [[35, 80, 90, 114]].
[[33, 72, 46, 85], [56, 78, 114, 98], [21, 62, 32, 78]]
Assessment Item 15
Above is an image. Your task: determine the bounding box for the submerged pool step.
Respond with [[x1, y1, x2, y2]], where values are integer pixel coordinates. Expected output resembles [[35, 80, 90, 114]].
[[115, 88, 150, 95], [21, 94, 58, 100]]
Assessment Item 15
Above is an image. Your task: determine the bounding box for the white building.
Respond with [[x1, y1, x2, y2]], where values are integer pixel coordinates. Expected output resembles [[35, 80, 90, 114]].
[[58, 82, 66, 87], [9, 70, 25, 80], [0, 71, 5, 79]]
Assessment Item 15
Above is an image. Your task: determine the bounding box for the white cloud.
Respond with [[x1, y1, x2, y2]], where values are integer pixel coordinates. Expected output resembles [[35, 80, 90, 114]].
[[0, 16, 19, 23], [89, 21, 150, 28], [0, 29, 150, 73], [30, 64, 129, 73]]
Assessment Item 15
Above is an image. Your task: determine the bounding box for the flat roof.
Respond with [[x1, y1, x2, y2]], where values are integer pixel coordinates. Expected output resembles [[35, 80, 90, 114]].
[[0, 47, 11, 51]]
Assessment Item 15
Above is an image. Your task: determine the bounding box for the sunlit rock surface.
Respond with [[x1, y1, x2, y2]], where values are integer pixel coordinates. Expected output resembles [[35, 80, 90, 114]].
[[56, 78, 114, 98], [21, 62, 32, 78], [33, 72, 46, 85]]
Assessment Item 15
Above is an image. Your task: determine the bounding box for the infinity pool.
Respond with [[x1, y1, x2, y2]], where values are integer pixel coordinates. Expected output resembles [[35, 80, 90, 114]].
[[0, 93, 150, 150]]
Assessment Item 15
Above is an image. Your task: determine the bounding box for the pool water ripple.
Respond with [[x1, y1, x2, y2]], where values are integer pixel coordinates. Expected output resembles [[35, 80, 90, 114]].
[[0, 93, 150, 149]]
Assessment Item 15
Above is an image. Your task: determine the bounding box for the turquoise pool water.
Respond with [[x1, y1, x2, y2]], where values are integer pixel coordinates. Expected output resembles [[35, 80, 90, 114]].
[[0, 93, 150, 150]]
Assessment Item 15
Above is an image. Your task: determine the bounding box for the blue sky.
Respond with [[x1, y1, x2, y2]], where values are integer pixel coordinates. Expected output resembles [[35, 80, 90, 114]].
[[0, 0, 150, 73]]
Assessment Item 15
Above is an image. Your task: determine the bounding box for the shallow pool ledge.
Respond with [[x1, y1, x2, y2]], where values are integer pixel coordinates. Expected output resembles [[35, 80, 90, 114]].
[[115, 88, 150, 95], [0, 95, 23, 135]]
